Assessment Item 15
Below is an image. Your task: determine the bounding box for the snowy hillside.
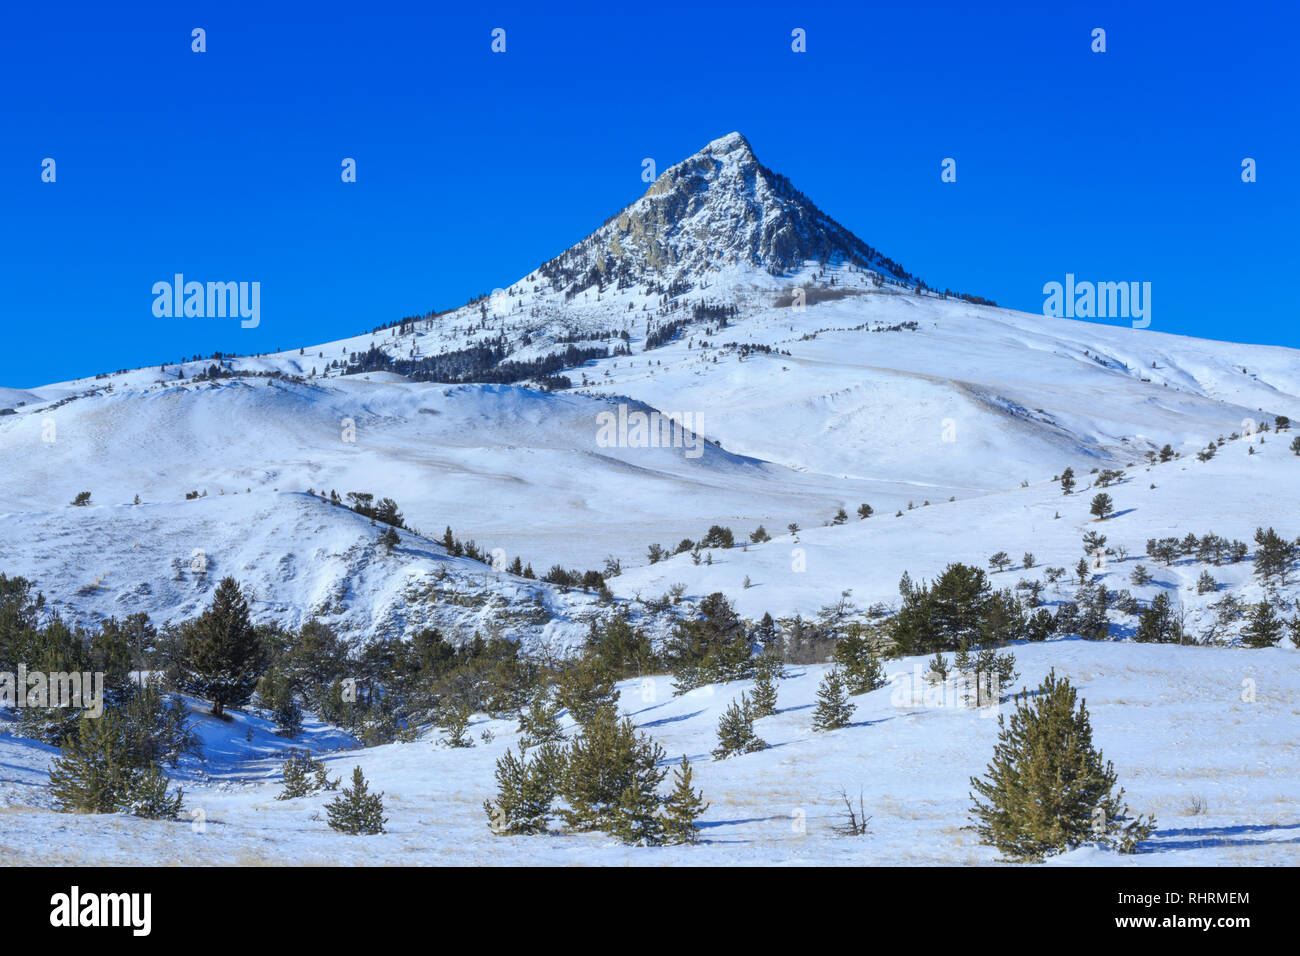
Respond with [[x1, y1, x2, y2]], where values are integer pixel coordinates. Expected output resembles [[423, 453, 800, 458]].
[[2, 131, 1298, 868], [2, 639, 1295, 865]]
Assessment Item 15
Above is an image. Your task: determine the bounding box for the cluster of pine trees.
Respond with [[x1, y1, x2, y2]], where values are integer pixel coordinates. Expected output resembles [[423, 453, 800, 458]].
[[485, 680, 708, 846], [1, 573, 196, 819]]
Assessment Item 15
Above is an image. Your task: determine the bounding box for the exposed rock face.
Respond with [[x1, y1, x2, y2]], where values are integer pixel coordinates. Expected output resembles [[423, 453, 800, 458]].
[[536, 132, 922, 300]]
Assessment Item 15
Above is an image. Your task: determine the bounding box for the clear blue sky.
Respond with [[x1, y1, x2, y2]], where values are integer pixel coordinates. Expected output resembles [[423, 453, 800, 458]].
[[2, 0, 1296, 387]]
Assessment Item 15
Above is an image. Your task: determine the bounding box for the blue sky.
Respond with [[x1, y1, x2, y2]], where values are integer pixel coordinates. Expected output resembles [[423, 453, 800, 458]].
[[1, 0, 1296, 387]]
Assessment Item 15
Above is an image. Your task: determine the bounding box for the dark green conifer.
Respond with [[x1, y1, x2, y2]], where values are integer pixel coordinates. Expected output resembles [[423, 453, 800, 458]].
[[811, 667, 856, 731], [661, 756, 709, 845], [969, 670, 1155, 861], [749, 654, 781, 718], [557, 708, 666, 833], [712, 692, 767, 758], [325, 766, 387, 835], [182, 577, 265, 718], [1241, 600, 1284, 648]]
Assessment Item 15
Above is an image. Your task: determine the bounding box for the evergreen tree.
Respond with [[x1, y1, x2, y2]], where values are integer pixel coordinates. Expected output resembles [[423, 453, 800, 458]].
[[119, 679, 200, 768], [556, 654, 620, 728], [277, 749, 338, 799], [609, 774, 666, 846], [1253, 526, 1296, 587], [182, 577, 265, 718], [665, 591, 751, 689], [1060, 467, 1076, 495], [712, 693, 766, 758], [1134, 592, 1182, 644], [258, 667, 303, 738], [833, 624, 887, 695], [557, 708, 667, 833], [925, 650, 950, 683], [811, 668, 856, 731], [517, 687, 565, 749], [661, 756, 709, 845], [118, 763, 185, 820], [48, 711, 184, 819], [1089, 492, 1114, 520], [1241, 600, 1284, 648], [439, 702, 473, 747], [48, 711, 132, 814], [484, 743, 558, 835], [749, 653, 781, 717], [857, 503, 873, 519], [926, 562, 993, 650], [969, 670, 1155, 861], [325, 766, 387, 835]]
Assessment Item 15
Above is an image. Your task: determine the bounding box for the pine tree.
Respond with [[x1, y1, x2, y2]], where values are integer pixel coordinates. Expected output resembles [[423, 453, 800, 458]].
[[325, 766, 387, 835], [1134, 592, 1182, 644], [48, 711, 184, 818], [557, 708, 666, 833], [969, 670, 1155, 861], [926, 650, 950, 683], [258, 667, 302, 738], [712, 693, 766, 758], [661, 756, 709, 845], [48, 712, 133, 813], [556, 654, 620, 728], [279, 749, 313, 799], [833, 624, 887, 694], [1060, 467, 1076, 495], [1090, 492, 1114, 520], [278, 749, 338, 799], [609, 774, 666, 846], [749, 653, 781, 717], [484, 743, 558, 835], [1253, 526, 1297, 587], [119, 764, 185, 820], [811, 668, 856, 731], [182, 577, 266, 718], [517, 688, 565, 749], [1241, 600, 1283, 648], [439, 702, 473, 747]]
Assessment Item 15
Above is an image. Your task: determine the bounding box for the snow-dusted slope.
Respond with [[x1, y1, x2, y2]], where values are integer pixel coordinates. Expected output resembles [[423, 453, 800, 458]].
[[612, 422, 1300, 636], [0, 489, 677, 651], [3, 131, 1299, 641], [2, 639, 1295, 865]]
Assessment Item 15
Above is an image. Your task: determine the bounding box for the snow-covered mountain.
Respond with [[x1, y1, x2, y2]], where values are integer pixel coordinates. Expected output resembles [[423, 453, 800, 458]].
[[2, 131, 1299, 869], [2, 132, 1299, 645]]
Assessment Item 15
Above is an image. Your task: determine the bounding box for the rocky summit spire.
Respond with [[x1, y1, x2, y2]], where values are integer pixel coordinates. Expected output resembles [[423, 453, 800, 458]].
[[532, 133, 921, 300]]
